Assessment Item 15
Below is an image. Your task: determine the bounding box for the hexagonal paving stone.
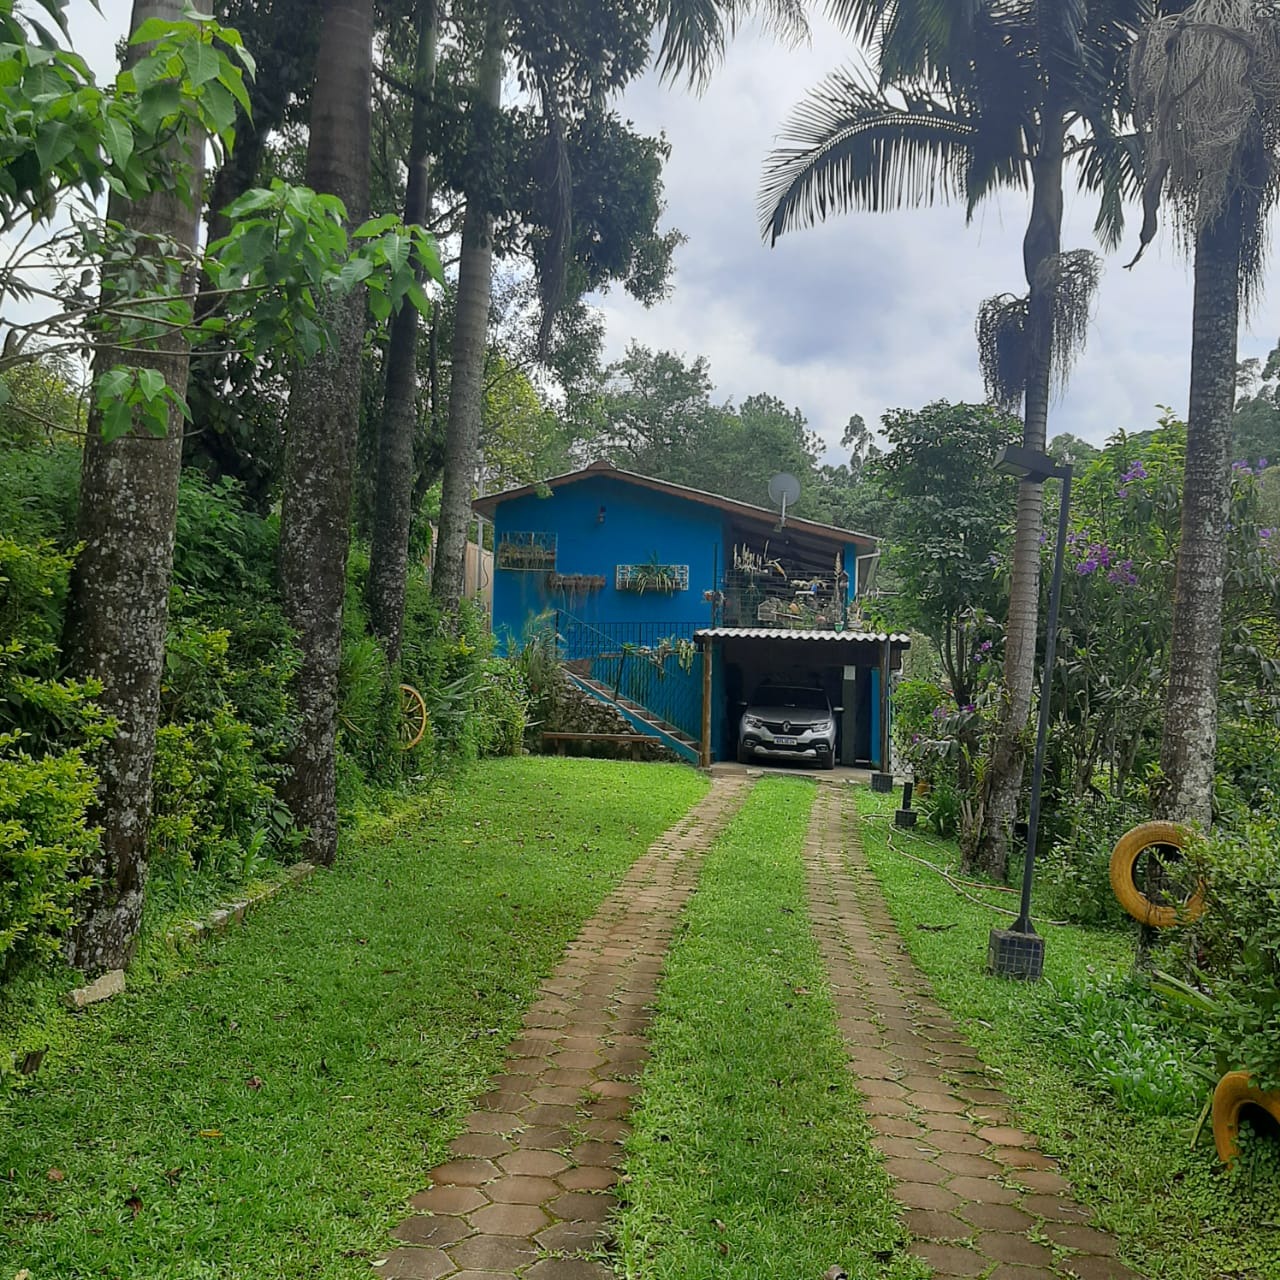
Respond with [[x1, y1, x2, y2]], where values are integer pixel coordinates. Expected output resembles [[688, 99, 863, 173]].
[[557, 1165, 618, 1191], [547, 1190, 617, 1222], [884, 1156, 948, 1183], [524, 1259, 615, 1280], [895, 1181, 962, 1212], [990, 1146, 1056, 1170], [1061, 1256, 1143, 1280], [902, 1208, 973, 1241], [1041, 1223, 1120, 1255], [974, 1232, 1055, 1268], [956, 1202, 1034, 1233], [907, 1241, 988, 1276], [390, 1215, 473, 1247], [1021, 1194, 1092, 1223], [497, 1150, 569, 1177], [934, 1152, 998, 1178], [468, 1202, 550, 1235], [977, 1126, 1034, 1148], [374, 1247, 455, 1279], [449, 1133, 512, 1160], [445, 1233, 538, 1272], [409, 1185, 488, 1215], [485, 1175, 560, 1204], [426, 1159, 499, 1187], [946, 1175, 1019, 1205]]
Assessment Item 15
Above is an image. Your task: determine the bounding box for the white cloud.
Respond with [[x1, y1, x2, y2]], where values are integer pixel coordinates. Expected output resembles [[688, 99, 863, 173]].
[[598, 16, 1280, 459]]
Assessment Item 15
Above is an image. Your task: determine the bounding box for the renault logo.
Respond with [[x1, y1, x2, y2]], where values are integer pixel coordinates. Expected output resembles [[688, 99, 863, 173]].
[[783, 721, 791, 733]]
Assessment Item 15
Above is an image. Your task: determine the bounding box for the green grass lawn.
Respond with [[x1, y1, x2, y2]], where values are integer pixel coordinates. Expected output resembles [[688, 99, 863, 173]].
[[855, 788, 1280, 1280], [0, 757, 708, 1280], [614, 777, 926, 1280]]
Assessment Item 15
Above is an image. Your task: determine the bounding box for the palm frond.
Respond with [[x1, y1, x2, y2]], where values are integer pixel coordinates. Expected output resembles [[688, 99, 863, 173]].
[[759, 69, 976, 244], [654, 0, 809, 89], [1076, 124, 1143, 251], [823, 0, 983, 82]]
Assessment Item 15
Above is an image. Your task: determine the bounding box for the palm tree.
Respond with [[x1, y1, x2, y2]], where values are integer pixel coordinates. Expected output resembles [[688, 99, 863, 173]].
[[276, 0, 373, 866], [1128, 1, 1280, 826], [63, 0, 206, 973], [760, 0, 1149, 877], [368, 0, 440, 660]]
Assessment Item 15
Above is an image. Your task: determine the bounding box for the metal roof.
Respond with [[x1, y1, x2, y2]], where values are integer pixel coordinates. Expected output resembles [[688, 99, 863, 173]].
[[471, 459, 878, 549], [694, 627, 911, 644]]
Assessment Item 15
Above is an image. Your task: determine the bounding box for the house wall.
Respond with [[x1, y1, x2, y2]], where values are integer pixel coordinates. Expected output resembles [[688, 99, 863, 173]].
[[490, 476, 722, 647]]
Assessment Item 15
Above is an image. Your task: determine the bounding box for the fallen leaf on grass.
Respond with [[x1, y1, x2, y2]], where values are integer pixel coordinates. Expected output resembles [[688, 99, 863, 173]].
[[198, 1129, 223, 1139], [125, 1193, 143, 1218], [45, 1168, 64, 1182], [824, 1267, 848, 1280], [245, 1075, 263, 1090], [716, 1242, 729, 1257]]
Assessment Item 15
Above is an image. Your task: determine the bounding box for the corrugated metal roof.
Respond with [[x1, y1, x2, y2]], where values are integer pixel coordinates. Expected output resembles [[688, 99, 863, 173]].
[[694, 627, 911, 644]]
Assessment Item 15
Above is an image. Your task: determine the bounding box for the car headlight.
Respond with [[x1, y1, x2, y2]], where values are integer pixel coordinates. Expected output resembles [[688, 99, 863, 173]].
[[743, 714, 764, 729], [811, 719, 833, 733]]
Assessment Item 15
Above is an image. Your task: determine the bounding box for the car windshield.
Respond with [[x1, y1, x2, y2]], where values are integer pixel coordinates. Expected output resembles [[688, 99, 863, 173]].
[[751, 686, 829, 711]]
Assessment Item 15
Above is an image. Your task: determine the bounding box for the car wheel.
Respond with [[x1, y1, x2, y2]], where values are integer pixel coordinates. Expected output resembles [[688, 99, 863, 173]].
[[823, 751, 836, 771], [737, 741, 752, 764]]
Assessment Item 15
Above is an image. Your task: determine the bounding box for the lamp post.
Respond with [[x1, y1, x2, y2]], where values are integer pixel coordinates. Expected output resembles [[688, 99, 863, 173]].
[[987, 444, 1073, 981]]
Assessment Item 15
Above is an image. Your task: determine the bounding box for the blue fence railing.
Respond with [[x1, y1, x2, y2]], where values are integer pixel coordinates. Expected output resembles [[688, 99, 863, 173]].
[[553, 612, 703, 743]]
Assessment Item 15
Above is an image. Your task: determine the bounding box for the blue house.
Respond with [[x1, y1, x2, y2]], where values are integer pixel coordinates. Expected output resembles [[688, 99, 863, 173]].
[[473, 461, 908, 769]]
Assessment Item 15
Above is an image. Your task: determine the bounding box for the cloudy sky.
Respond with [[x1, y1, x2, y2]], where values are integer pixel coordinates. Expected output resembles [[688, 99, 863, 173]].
[[61, 3, 1280, 461]]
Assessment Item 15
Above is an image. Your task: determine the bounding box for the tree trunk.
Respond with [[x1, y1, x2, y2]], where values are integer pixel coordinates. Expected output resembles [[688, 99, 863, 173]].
[[966, 111, 1064, 879], [1156, 208, 1239, 827], [277, 0, 372, 866], [432, 1, 504, 617], [62, 0, 204, 974], [367, 0, 439, 661]]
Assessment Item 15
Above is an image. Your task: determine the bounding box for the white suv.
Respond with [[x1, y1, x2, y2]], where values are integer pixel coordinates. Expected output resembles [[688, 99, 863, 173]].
[[737, 684, 837, 769]]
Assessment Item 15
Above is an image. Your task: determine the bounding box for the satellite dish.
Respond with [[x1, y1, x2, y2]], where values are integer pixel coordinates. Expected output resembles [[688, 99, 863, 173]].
[[768, 472, 801, 526]]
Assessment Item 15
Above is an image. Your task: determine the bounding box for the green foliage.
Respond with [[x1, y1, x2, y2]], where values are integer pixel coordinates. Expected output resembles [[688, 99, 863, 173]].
[[1158, 818, 1280, 1091], [0, 357, 82, 446], [1037, 794, 1147, 927], [617, 779, 922, 1280], [872, 401, 1018, 703], [1047, 976, 1202, 1116], [0, 522, 105, 978], [0, 758, 708, 1276]]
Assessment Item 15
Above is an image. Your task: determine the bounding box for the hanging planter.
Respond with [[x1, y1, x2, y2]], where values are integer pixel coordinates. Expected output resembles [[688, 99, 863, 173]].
[[616, 561, 689, 593], [546, 572, 606, 593]]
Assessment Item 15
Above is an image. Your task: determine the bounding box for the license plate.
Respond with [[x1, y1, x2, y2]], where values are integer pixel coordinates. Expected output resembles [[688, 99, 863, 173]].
[[772, 736, 798, 746]]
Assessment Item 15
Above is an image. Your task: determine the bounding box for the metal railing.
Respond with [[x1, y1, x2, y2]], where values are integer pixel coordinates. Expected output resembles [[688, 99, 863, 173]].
[[553, 611, 703, 743]]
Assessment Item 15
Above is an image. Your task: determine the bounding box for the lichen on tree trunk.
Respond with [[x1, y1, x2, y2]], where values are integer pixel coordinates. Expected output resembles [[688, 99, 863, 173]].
[[1156, 208, 1239, 828], [277, 0, 373, 867], [367, 0, 438, 663], [432, 1, 504, 619], [62, 0, 205, 975]]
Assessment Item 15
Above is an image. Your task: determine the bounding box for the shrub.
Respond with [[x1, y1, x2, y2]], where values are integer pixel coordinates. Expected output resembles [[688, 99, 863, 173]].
[[1045, 975, 1203, 1116], [1156, 818, 1280, 1091], [0, 528, 106, 976], [1037, 793, 1149, 927]]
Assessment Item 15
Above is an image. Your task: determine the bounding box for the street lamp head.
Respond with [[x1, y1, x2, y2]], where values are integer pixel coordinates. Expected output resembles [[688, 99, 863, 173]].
[[994, 444, 1072, 483]]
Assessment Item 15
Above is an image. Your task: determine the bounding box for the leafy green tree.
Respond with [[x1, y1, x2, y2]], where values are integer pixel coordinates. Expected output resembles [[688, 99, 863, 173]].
[[872, 401, 1018, 718], [1128, 0, 1280, 825], [758, 0, 1149, 877], [1233, 341, 1280, 468]]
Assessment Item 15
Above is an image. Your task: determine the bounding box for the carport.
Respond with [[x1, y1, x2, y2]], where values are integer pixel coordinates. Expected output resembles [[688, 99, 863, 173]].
[[694, 628, 911, 770]]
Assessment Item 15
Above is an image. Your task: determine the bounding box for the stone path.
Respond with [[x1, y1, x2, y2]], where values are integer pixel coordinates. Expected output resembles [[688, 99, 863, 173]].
[[374, 772, 754, 1280], [803, 784, 1143, 1280], [374, 772, 1143, 1280]]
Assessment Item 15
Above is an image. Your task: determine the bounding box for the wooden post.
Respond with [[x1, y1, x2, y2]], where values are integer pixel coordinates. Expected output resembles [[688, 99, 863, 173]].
[[879, 637, 891, 773], [700, 642, 713, 769]]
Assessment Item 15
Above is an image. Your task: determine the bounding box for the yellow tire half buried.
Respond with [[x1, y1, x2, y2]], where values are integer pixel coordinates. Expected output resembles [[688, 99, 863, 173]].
[[398, 683, 428, 750], [1108, 820, 1205, 928], [1212, 1070, 1280, 1164]]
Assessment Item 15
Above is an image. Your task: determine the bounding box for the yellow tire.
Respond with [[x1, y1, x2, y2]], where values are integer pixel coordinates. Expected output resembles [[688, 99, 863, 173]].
[[1212, 1071, 1280, 1164], [398, 683, 428, 751], [1108, 821, 1205, 927]]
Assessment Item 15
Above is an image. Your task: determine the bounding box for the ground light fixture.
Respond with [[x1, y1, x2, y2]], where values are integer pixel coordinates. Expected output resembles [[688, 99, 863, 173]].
[[986, 444, 1073, 981]]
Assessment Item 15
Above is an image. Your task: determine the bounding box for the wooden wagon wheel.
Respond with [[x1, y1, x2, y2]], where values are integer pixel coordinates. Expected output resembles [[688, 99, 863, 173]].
[[398, 683, 428, 750], [1108, 821, 1205, 928]]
